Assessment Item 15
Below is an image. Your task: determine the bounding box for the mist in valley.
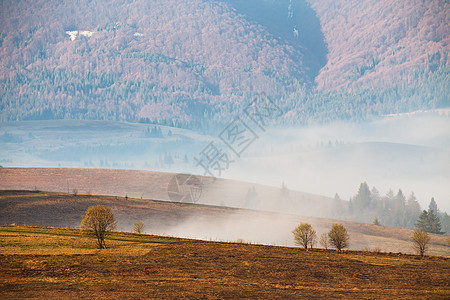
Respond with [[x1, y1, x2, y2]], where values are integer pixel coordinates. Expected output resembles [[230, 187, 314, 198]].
[[1, 0, 448, 249], [224, 110, 450, 212], [116, 204, 446, 254], [1, 1, 450, 297], [1, 110, 448, 213]]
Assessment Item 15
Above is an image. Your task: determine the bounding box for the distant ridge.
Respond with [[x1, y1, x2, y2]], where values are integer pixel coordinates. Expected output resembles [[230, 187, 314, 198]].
[[0, 167, 334, 218]]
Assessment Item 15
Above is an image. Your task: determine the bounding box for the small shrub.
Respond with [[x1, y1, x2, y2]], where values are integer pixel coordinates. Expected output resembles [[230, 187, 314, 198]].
[[292, 223, 317, 250], [319, 233, 329, 249], [81, 205, 117, 249], [411, 229, 431, 257], [328, 223, 350, 252], [133, 221, 145, 234]]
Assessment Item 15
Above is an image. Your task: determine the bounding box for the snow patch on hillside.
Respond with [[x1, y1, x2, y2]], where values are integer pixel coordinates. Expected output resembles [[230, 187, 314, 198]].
[[66, 30, 94, 41], [384, 108, 450, 118]]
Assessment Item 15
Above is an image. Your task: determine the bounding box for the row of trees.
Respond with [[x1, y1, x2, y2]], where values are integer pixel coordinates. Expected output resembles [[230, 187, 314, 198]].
[[415, 198, 444, 234], [142, 126, 171, 138], [337, 182, 449, 234], [81, 205, 443, 256], [81, 206, 353, 251], [292, 221, 441, 257], [2, 65, 446, 127], [292, 223, 350, 251]]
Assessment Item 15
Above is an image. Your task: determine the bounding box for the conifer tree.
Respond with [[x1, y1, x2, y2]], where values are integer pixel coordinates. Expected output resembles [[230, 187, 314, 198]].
[[415, 210, 430, 231], [415, 198, 444, 234], [427, 207, 443, 234]]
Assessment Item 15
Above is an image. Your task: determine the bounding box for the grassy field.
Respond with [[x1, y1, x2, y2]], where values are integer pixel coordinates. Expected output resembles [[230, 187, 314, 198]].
[[0, 167, 333, 217], [1, 190, 449, 255], [1, 225, 449, 299]]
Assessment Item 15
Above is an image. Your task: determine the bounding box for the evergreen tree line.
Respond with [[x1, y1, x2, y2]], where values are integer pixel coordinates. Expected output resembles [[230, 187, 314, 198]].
[[143, 126, 164, 138], [332, 182, 449, 234], [1, 64, 448, 129], [415, 198, 447, 234]]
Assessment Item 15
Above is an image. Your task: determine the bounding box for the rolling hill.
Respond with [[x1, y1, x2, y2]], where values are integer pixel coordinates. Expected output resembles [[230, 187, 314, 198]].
[[0, 167, 335, 218], [0, 190, 449, 256], [1, 166, 449, 255], [0, 0, 448, 125]]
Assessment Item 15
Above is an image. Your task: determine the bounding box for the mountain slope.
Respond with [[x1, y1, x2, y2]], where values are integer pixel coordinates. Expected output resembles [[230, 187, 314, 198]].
[[225, 0, 327, 79], [0, 0, 448, 125], [0, 0, 311, 124], [309, 0, 449, 92]]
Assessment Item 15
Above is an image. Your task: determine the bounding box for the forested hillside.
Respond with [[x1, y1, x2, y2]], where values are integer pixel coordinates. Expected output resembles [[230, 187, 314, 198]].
[[305, 0, 449, 115], [0, 0, 448, 127], [310, 0, 449, 89]]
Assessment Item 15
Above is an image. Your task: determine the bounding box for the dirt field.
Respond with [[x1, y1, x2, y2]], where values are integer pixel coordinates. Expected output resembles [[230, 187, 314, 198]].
[[1, 225, 449, 299]]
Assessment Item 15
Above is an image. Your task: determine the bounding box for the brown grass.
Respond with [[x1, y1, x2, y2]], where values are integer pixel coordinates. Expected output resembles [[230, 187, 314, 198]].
[[0, 167, 333, 213], [1, 225, 449, 299], [1, 190, 449, 256]]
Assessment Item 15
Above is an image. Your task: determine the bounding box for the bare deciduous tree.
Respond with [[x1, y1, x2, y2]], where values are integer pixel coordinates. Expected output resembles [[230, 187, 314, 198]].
[[328, 223, 350, 251], [292, 223, 317, 250], [81, 205, 117, 249], [133, 221, 145, 234], [411, 229, 431, 257], [319, 233, 329, 249]]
